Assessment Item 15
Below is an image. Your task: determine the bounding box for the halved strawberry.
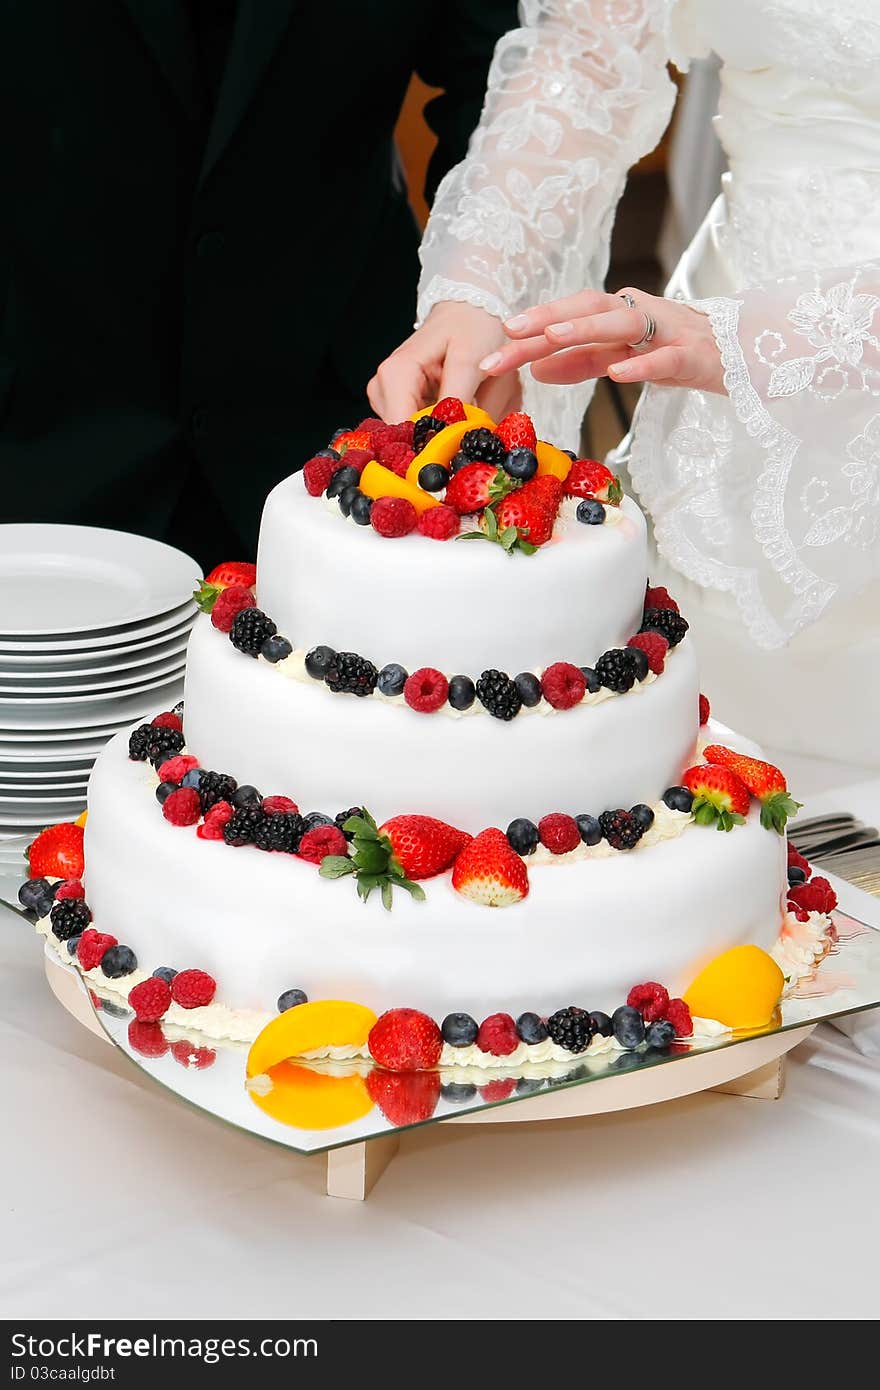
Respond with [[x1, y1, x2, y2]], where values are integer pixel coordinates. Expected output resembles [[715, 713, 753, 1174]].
[[451, 828, 529, 907], [366, 1068, 441, 1125], [702, 745, 802, 834], [378, 815, 472, 881], [564, 459, 622, 505], [333, 429, 372, 455], [204, 561, 257, 591], [27, 822, 85, 879], [444, 463, 509, 515], [368, 1007, 443, 1071], [496, 411, 537, 452], [681, 763, 751, 832]]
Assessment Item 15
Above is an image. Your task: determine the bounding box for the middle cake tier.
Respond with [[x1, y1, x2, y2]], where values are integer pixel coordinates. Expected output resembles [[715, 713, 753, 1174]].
[[184, 616, 700, 827]]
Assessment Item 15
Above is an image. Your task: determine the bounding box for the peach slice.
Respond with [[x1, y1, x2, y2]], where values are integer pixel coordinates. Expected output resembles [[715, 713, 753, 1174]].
[[405, 420, 473, 486], [246, 999, 377, 1078], [359, 461, 440, 515], [410, 402, 495, 430], [249, 1060, 374, 1131], [683, 945, 785, 1030], [535, 440, 573, 481]]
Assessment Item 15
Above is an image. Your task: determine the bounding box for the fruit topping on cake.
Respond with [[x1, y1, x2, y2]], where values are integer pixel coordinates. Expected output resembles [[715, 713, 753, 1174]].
[[681, 763, 750, 832], [538, 813, 580, 855], [129, 977, 172, 1023], [595, 647, 641, 692], [496, 411, 538, 452], [598, 808, 645, 851], [404, 667, 449, 712], [645, 584, 680, 613], [247, 1000, 378, 1077], [432, 396, 468, 424], [277, 987, 308, 1011], [360, 460, 440, 515], [412, 413, 447, 452], [576, 498, 606, 525], [626, 981, 670, 1022], [318, 809, 427, 908], [534, 439, 574, 481], [683, 945, 784, 1030], [701, 745, 802, 833], [444, 462, 508, 515], [417, 504, 459, 540], [442, 1012, 480, 1047], [564, 458, 623, 504], [475, 669, 522, 720], [406, 419, 472, 480], [368, 1008, 443, 1071], [324, 651, 379, 696], [699, 692, 711, 725], [27, 821, 85, 880], [376, 440, 415, 476], [230, 607, 276, 657], [297, 824, 348, 863], [76, 928, 117, 971], [627, 631, 668, 675], [787, 875, 837, 916], [546, 1006, 594, 1052], [476, 1012, 520, 1056], [332, 429, 372, 456], [541, 661, 587, 709], [451, 828, 530, 907], [640, 606, 689, 647], [378, 815, 472, 880]]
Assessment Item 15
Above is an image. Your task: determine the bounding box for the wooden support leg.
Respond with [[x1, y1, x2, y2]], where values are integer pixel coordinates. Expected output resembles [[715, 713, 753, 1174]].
[[325, 1134, 400, 1200], [711, 1057, 785, 1100]]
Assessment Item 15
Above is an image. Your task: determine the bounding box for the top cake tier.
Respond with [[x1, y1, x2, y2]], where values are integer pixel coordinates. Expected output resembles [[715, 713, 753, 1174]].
[[257, 476, 649, 675]]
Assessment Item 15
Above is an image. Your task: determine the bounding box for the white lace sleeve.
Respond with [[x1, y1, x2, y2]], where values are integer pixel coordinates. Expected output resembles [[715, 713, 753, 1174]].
[[416, 0, 677, 448], [629, 261, 880, 647]]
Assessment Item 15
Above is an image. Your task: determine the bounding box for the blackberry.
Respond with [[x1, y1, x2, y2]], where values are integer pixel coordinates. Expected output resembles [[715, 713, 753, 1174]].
[[254, 812, 304, 853], [230, 607, 277, 657], [641, 606, 689, 648], [223, 804, 266, 847], [461, 426, 506, 466], [598, 808, 644, 851], [335, 807, 363, 841], [476, 669, 522, 721], [49, 897, 92, 941], [546, 1006, 594, 1054], [595, 648, 638, 693], [198, 770, 238, 813], [128, 722, 184, 765], [413, 414, 446, 452], [324, 651, 378, 697]]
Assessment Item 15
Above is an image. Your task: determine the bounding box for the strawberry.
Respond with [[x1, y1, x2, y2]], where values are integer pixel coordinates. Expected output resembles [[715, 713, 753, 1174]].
[[27, 822, 85, 879], [496, 411, 537, 452], [699, 692, 710, 725], [527, 474, 564, 516], [366, 1068, 440, 1125], [701, 745, 802, 834], [204, 561, 257, 591], [444, 463, 506, 515], [379, 815, 472, 880], [368, 1007, 443, 1071], [681, 763, 751, 832], [432, 396, 467, 424], [564, 459, 622, 505], [451, 828, 529, 907], [645, 584, 680, 613], [333, 429, 372, 455], [493, 479, 557, 548]]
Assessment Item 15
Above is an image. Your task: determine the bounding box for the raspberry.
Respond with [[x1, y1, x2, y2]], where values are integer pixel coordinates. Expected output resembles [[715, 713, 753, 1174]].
[[788, 876, 837, 915], [197, 799, 234, 840], [626, 982, 670, 1023], [303, 454, 339, 495], [787, 842, 811, 877], [170, 969, 216, 1009], [416, 504, 458, 540], [404, 667, 449, 712], [211, 585, 256, 633], [128, 977, 172, 1023], [297, 824, 348, 864], [538, 813, 580, 855], [699, 692, 710, 725], [541, 661, 586, 710], [432, 397, 467, 424], [151, 711, 183, 732], [356, 416, 385, 434], [157, 754, 200, 784], [476, 1012, 520, 1056], [171, 1039, 217, 1069], [665, 998, 693, 1037], [262, 795, 300, 814], [376, 440, 416, 476], [162, 787, 202, 827], [366, 424, 397, 453], [789, 905, 811, 923], [479, 1077, 517, 1102], [645, 585, 680, 613], [127, 1020, 169, 1058], [371, 495, 418, 537], [77, 928, 118, 972], [394, 419, 415, 446], [627, 631, 669, 675], [337, 447, 373, 476], [54, 878, 85, 900]]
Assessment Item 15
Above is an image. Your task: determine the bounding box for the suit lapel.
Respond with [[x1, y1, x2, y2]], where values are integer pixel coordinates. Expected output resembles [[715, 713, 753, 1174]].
[[120, 0, 202, 123], [198, 0, 295, 185]]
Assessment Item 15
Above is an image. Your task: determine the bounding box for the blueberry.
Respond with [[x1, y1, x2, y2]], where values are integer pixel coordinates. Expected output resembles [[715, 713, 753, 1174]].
[[18, 877, 54, 914], [506, 817, 539, 856], [231, 784, 262, 807], [441, 1012, 479, 1047], [575, 813, 602, 847], [514, 671, 542, 707], [181, 768, 203, 789], [515, 1076, 545, 1096], [662, 785, 694, 813], [561, 449, 577, 461], [304, 645, 337, 680], [418, 463, 451, 492], [261, 635, 293, 663], [516, 1011, 548, 1044], [303, 811, 333, 831], [155, 780, 177, 805], [350, 493, 373, 526], [152, 967, 177, 984], [504, 447, 538, 480], [581, 666, 601, 694], [101, 944, 137, 979], [338, 483, 361, 517], [576, 498, 606, 526], [316, 446, 341, 460], [788, 866, 807, 886], [630, 803, 655, 831], [589, 1010, 613, 1038], [66, 935, 81, 957], [627, 646, 650, 682], [441, 1082, 477, 1104], [377, 662, 408, 697], [645, 1019, 676, 1049], [449, 450, 469, 474], [326, 465, 360, 499], [448, 674, 476, 711], [277, 988, 308, 1012], [612, 1004, 645, 1049]]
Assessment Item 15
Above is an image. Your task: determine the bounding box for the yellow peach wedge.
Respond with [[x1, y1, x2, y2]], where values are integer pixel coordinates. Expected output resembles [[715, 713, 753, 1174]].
[[248, 1060, 374, 1132], [75, 810, 88, 828], [410, 402, 495, 429], [683, 945, 785, 1031], [535, 440, 574, 482], [405, 420, 473, 486], [359, 461, 441, 515], [246, 999, 377, 1078]]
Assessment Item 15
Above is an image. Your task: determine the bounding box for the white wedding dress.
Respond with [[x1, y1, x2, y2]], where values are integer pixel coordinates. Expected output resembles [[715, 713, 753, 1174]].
[[417, 0, 880, 768]]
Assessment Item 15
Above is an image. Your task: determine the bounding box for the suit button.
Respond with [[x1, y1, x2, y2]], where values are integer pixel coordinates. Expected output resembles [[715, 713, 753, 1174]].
[[196, 230, 226, 258], [191, 408, 209, 437]]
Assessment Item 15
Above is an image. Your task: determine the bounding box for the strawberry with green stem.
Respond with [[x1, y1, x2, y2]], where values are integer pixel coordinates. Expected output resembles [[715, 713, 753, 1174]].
[[319, 809, 439, 909], [702, 745, 802, 833]]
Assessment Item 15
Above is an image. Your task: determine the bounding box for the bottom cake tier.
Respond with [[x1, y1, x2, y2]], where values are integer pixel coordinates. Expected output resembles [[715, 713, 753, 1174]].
[[80, 720, 786, 1032]]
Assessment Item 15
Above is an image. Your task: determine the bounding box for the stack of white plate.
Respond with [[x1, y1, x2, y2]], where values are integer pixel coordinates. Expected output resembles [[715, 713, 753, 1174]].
[[0, 524, 201, 839]]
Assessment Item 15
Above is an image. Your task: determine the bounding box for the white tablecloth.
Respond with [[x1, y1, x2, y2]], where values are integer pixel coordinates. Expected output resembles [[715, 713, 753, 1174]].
[[3, 749, 879, 1321]]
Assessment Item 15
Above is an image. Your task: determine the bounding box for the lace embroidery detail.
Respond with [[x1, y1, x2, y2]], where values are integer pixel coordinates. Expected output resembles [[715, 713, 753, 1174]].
[[753, 275, 880, 401]]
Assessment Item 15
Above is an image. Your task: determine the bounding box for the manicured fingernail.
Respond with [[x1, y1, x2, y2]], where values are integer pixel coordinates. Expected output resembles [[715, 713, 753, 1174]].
[[505, 314, 528, 332], [479, 352, 502, 371], [548, 321, 574, 337], [609, 361, 632, 377]]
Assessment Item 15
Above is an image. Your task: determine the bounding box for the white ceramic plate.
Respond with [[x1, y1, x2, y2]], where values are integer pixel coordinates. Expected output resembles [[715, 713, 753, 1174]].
[[0, 732, 120, 755], [0, 791, 88, 810], [0, 763, 93, 779], [0, 675, 183, 729], [0, 808, 85, 828], [0, 600, 197, 654], [0, 632, 190, 679], [0, 617, 195, 666], [0, 780, 88, 795], [0, 650, 186, 697], [0, 525, 201, 637]]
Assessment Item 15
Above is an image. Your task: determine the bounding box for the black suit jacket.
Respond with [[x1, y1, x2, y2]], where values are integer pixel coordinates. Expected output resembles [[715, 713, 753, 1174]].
[[0, 0, 515, 561]]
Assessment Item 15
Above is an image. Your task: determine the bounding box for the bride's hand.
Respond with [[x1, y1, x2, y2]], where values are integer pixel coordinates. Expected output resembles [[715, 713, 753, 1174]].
[[478, 288, 725, 395], [368, 302, 522, 422]]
